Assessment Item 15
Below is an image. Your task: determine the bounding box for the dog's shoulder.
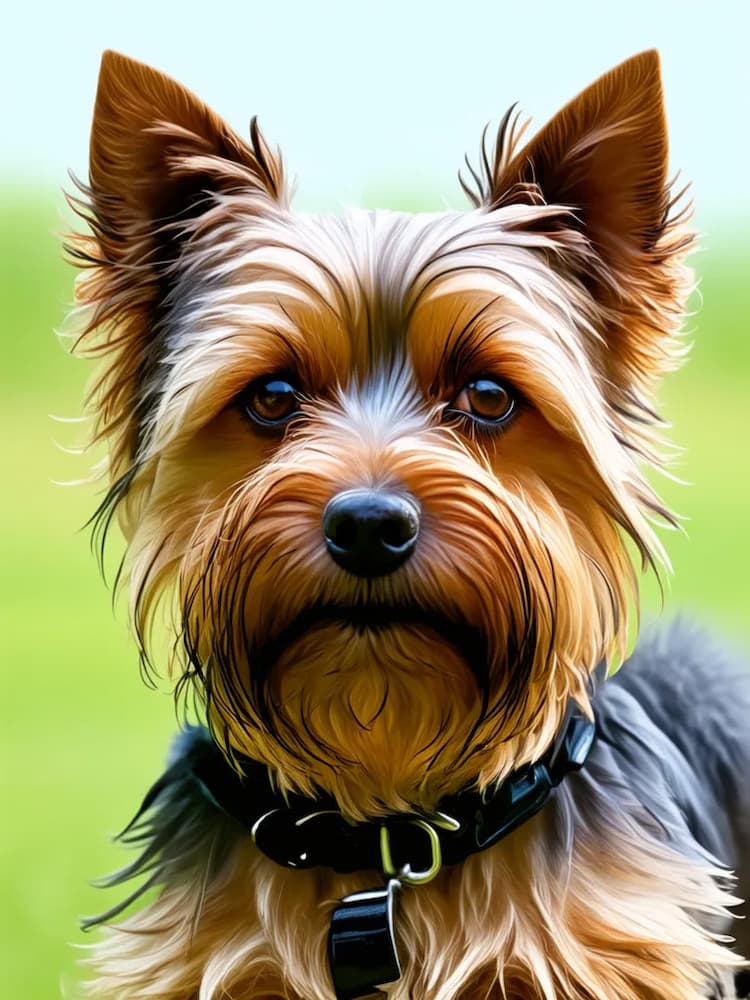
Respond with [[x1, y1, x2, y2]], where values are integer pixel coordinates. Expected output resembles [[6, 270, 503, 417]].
[[611, 618, 750, 759], [592, 619, 750, 871]]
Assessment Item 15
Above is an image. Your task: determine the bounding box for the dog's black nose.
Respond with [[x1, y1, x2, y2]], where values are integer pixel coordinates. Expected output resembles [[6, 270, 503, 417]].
[[323, 490, 420, 577]]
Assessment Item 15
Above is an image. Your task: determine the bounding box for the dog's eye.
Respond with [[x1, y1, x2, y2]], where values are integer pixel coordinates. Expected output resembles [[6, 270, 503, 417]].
[[451, 378, 516, 424], [240, 377, 301, 428]]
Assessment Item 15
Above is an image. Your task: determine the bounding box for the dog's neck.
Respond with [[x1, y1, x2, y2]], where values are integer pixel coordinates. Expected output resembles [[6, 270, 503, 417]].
[[194, 659, 608, 875], [180, 682, 600, 1000], [193, 697, 598, 875]]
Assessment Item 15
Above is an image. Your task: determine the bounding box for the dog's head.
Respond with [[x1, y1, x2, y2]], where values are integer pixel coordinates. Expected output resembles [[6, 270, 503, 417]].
[[69, 50, 690, 819]]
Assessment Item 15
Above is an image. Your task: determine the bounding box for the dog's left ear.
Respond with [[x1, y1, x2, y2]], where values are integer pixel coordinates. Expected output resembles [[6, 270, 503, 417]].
[[484, 50, 691, 392]]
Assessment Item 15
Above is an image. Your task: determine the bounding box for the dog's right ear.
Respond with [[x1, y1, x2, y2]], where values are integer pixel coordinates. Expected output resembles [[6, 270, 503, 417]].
[[88, 50, 285, 256], [70, 51, 285, 475]]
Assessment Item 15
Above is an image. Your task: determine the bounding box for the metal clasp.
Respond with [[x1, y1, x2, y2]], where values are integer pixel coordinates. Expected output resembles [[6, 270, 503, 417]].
[[379, 819, 443, 886]]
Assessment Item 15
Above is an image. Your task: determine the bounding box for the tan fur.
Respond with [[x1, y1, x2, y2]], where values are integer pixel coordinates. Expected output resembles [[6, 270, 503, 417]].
[[81, 809, 738, 999], [66, 49, 743, 999]]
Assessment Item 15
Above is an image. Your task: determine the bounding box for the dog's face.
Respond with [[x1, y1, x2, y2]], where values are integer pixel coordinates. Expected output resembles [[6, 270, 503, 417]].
[[71, 50, 690, 818]]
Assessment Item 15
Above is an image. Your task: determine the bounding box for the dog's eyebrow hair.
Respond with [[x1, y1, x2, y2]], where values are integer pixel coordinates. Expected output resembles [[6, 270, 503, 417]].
[[445, 297, 506, 378], [136, 205, 574, 446], [428, 308, 467, 396]]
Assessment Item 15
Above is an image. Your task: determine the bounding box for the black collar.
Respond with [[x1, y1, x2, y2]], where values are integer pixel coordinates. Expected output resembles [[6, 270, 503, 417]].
[[190, 681, 599, 1000], [193, 700, 596, 879]]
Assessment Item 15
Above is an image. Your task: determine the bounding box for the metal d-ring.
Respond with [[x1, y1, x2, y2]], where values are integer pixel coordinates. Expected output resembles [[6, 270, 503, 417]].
[[379, 819, 443, 886]]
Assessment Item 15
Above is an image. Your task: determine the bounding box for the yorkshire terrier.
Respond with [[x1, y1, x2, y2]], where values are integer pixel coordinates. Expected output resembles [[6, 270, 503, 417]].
[[67, 49, 750, 999]]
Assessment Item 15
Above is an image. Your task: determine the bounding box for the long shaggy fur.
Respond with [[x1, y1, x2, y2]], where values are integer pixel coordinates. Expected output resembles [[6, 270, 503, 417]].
[[66, 49, 749, 998], [81, 627, 749, 999]]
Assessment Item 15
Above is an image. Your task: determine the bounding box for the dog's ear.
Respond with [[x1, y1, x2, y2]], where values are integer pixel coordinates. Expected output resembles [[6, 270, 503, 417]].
[[88, 49, 285, 258], [482, 50, 692, 394], [71, 51, 285, 475], [490, 50, 670, 265]]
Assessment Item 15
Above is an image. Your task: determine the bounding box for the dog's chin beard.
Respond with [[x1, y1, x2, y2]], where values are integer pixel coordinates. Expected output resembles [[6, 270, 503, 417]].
[[255, 619, 486, 814], [195, 602, 543, 816]]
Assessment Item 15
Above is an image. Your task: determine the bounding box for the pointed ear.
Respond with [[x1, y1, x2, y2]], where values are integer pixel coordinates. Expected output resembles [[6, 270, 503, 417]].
[[485, 51, 692, 393], [89, 50, 285, 252], [492, 50, 670, 259], [69, 52, 285, 478]]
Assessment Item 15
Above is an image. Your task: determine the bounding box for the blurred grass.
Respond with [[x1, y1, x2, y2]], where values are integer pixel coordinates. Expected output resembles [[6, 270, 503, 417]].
[[1, 191, 748, 999]]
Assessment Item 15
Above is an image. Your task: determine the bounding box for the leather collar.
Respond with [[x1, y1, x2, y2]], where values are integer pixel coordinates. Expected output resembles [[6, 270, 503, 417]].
[[192, 699, 596, 880]]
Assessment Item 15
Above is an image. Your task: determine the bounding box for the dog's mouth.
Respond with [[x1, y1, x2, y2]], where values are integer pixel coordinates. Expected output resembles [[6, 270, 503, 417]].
[[252, 603, 490, 691]]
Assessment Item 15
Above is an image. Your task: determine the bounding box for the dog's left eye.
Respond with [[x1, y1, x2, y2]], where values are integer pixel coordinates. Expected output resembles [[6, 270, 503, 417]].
[[450, 378, 516, 424], [240, 377, 301, 428]]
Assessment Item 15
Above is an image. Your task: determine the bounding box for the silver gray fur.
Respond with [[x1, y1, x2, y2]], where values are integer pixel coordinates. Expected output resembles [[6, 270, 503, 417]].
[[580, 621, 750, 995]]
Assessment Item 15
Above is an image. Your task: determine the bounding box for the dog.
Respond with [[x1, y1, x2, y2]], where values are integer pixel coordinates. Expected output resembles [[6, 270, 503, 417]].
[[66, 49, 750, 999]]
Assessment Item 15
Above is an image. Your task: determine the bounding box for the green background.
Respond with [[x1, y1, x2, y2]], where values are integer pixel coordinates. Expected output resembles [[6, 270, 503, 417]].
[[1, 190, 748, 999]]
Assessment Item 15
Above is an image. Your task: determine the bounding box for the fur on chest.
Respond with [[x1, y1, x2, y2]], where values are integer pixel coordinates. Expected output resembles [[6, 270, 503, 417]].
[[81, 756, 738, 1000]]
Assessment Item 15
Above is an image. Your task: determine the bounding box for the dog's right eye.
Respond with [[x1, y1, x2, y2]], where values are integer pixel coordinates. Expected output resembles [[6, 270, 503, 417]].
[[239, 377, 301, 429]]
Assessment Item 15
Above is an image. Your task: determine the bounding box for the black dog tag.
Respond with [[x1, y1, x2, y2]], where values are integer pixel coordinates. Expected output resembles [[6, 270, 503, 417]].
[[328, 880, 402, 999]]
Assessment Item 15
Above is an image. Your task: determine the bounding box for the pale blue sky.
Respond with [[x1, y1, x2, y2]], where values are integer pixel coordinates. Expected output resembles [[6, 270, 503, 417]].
[[4, 0, 748, 226]]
